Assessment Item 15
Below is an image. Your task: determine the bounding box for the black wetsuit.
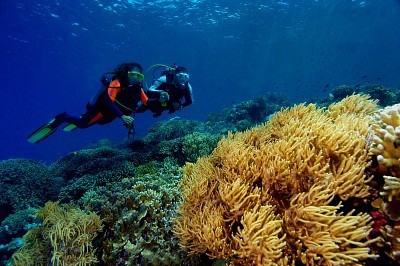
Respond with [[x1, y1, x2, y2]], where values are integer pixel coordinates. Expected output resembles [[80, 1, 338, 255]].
[[137, 75, 193, 116], [53, 81, 146, 128]]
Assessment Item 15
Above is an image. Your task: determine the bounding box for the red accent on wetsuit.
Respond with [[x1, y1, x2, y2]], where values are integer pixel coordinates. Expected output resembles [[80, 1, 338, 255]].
[[140, 89, 148, 105]]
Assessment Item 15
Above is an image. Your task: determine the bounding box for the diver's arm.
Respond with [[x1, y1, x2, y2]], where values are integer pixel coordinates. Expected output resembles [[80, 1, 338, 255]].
[[140, 88, 158, 106], [148, 76, 169, 102], [148, 76, 167, 95], [181, 83, 194, 108]]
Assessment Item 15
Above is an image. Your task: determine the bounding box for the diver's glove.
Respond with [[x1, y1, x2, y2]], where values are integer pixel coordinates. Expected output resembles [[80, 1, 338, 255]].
[[120, 115, 134, 128], [159, 92, 169, 102]]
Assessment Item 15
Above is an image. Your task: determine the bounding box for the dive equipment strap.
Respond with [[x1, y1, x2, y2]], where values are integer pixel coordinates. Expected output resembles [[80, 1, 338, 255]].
[[127, 112, 136, 140]]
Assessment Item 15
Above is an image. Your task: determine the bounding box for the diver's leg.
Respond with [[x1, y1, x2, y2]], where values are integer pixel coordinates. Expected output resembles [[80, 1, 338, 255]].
[[58, 101, 104, 129]]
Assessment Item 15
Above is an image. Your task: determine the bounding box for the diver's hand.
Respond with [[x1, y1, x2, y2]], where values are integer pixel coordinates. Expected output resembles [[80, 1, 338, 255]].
[[159, 92, 169, 102], [120, 115, 134, 128]]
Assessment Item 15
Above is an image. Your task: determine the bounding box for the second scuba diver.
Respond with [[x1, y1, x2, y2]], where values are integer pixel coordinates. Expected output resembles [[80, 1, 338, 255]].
[[28, 62, 152, 143], [137, 65, 194, 118]]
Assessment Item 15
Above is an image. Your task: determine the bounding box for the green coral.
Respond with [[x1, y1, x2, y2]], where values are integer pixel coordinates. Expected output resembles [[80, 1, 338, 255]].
[[134, 160, 161, 178], [325, 84, 400, 107], [79, 158, 184, 265], [57, 160, 137, 202], [11, 201, 102, 266], [1, 208, 36, 238], [182, 132, 219, 162], [144, 119, 202, 147], [205, 93, 290, 134], [143, 119, 207, 164], [0, 159, 58, 219], [49, 146, 145, 181], [49, 146, 145, 202]]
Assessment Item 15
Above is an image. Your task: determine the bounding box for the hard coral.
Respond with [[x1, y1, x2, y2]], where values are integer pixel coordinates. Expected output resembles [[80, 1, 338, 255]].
[[368, 103, 400, 264], [370, 104, 400, 169], [49, 146, 142, 202], [79, 159, 184, 265], [49, 146, 143, 181], [182, 132, 219, 163], [174, 94, 379, 265], [143, 119, 204, 163], [330, 85, 399, 107], [0, 159, 58, 220], [205, 93, 290, 135], [144, 118, 201, 147]]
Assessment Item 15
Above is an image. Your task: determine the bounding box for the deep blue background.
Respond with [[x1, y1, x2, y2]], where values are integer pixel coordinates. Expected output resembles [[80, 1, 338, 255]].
[[1, 0, 400, 163]]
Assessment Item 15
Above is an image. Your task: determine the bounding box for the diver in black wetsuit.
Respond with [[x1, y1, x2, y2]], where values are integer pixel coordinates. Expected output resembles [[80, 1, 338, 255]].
[[137, 66, 194, 118], [28, 62, 155, 143]]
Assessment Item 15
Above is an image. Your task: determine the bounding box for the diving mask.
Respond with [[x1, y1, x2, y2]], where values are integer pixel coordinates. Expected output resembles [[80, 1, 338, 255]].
[[128, 71, 144, 81], [176, 72, 189, 83]]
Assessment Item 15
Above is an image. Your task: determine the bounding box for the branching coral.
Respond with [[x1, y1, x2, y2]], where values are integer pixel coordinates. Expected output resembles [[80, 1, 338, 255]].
[[370, 104, 400, 169], [182, 132, 219, 163], [174, 94, 379, 265], [368, 103, 400, 262], [380, 223, 400, 260], [0, 159, 58, 217], [11, 201, 102, 266], [79, 158, 184, 265], [48, 146, 143, 202], [381, 175, 400, 204]]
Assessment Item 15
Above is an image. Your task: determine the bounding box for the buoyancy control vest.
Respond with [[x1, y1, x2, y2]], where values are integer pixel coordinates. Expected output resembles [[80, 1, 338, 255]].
[[87, 78, 148, 125]]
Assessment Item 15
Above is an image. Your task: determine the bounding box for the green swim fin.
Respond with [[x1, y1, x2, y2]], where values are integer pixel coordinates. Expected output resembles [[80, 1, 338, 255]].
[[27, 119, 57, 144], [63, 124, 78, 132]]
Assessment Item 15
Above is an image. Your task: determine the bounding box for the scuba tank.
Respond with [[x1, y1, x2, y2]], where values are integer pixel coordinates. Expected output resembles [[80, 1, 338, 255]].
[[145, 64, 177, 87]]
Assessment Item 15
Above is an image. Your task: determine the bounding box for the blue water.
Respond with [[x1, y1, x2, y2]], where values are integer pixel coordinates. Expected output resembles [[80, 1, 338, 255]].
[[1, 0, 400, 163]]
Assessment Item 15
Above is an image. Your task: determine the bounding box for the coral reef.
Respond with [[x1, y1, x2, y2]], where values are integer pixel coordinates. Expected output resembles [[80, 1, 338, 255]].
[[1, 208, 36, 240], [0, 159, 59, 265], [0, 208, 36, 262], [11, 201, 102, 266], [8, 91, 400, 265], [322, 84, 400, 107], [370, 104, 400, 170], [143, 119, 217, 164], [182, 132, 220, 163], [142, 94, 289, 164], [49, 146, 146, 202], [205, 92, 290, 134], [0, 159, 59, 220], [49, 145, 147, 181], [369, 103, 400, 262], [144, 118, 202, 147], [174, 94, 380, 265], [78, 158, 185, 265]]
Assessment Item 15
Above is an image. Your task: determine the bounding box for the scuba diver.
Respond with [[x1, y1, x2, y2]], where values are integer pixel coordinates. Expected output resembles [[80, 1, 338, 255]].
[[28, 62, 152, 143], [137, 65, 194, 118]]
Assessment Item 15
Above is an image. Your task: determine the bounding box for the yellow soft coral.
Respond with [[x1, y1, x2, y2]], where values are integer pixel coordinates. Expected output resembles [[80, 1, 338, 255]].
[[174, 94, 379, 265], [12, 201, 103, 266]]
